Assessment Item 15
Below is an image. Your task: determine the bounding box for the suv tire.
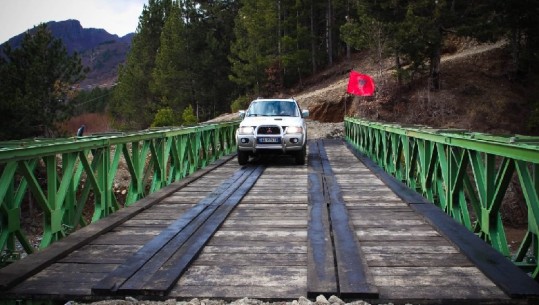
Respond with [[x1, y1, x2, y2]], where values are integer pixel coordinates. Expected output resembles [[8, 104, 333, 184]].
[[295, 145, 306, 165], [238, 150, 249, 165]]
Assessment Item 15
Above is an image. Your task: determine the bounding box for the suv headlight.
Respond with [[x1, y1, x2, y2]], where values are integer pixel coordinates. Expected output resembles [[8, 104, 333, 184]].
[[238, 126, 254, 135], [285, 126, 303, 134]]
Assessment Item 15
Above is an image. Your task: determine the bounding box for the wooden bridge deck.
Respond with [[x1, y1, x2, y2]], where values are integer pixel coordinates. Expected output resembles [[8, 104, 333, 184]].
[[1, 139, 538, 304]]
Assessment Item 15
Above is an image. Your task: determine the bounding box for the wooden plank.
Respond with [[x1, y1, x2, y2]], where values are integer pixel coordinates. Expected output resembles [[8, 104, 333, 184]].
[[364, 253, 474, 267], [376, 285, 508, 300], [213, 230, 307, 239], [411, 202, 539, 298], [192, 253, 307, 266], [356, 227, 441, 239], [46, 263, 118, 274], [307, 140, 378, 298], [92, 163, 254, 294], [361, 244, 459, 254], [132, 166, 266, 295], [169, 284, 305, 299], [322, 140, 379, 298], [307, 171, 338, 297], [351, 219, 426, 226], [59, 245, 142, 264], [202, 243, 307, 253], [349, 211, 423, 219], [306, 140, 338, 297], [177, 265, 306, 287]]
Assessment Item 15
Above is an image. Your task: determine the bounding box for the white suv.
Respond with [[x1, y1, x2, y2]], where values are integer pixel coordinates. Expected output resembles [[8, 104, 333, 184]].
[[236, 98, 309, 165]]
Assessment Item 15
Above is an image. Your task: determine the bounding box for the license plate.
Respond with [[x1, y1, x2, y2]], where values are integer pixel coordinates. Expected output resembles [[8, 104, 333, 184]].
[[258, 137, 281, 144]]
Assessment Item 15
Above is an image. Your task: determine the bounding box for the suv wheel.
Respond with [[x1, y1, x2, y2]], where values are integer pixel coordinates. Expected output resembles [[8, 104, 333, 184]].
[[238, 150, 249, 165], [294, 145, 306, 165]]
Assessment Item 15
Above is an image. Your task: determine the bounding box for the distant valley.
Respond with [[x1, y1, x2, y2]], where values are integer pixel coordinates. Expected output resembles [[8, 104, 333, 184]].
[[2, 19, 132, 89]]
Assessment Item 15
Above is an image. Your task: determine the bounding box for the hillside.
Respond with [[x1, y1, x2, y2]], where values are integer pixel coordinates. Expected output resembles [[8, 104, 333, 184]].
[[3, 20, 132, 89], [292, 38, 535, 136]]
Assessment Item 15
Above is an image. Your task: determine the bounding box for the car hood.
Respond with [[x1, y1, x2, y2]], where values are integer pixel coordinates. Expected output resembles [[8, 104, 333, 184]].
[[240, 116, 304, 127]]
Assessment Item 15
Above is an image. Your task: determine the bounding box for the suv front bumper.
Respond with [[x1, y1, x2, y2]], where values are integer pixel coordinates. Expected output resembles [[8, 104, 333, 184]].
[[237, 133, 305, 154]]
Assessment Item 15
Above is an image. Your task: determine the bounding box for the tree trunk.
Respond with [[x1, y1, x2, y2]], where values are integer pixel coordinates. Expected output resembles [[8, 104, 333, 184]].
[[430, 45, 441, 90], [395, 51, 402, 86], [310, 0, 316, 73], [326, 0, 333, 65]]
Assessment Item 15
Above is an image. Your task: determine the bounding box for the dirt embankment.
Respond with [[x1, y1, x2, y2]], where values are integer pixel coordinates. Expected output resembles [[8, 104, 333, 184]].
[[293, 38, 533, 136]]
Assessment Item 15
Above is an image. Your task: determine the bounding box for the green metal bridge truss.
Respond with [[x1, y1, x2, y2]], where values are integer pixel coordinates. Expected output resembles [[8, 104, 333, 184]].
[[345, 117, 539, 278], [0, 122, 238, 264]]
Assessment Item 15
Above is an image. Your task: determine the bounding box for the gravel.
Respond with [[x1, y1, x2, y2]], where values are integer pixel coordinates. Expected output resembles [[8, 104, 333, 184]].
[[71, 295, 409, 305], [306, 120, 344, 139]]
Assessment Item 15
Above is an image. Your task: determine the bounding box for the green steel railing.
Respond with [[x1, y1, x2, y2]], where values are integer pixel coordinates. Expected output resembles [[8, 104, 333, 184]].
[[0, 122, 238, 263], [345, 117, 539, 278]]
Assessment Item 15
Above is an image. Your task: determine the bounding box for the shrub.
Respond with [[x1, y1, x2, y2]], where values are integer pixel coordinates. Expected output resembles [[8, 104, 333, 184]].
[[231, 95, 251, 113], [151, 107, 176, 127], [182, 105, 198, 126]]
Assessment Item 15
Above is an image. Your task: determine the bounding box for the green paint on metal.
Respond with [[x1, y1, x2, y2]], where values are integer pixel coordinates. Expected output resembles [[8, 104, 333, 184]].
[[345, 117, 539, 278], [0, 122, 238, 262]]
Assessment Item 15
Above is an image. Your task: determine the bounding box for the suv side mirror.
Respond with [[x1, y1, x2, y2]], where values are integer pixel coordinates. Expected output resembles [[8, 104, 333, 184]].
[[302, 110, 309, 118], [239, 110, 246, 119]]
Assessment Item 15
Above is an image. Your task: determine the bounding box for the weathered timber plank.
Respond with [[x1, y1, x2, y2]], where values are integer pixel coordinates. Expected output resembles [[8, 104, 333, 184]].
[[356, 226, 440, 240], [348, 211, 422, 219], [361, 245, 459, 254], [121, 219, 177, 226], [306, 168, 337, 296], [169, 284, 305, 299], [191, 253, 307, 266], [177, 265, 306, 287], [220, 219, 307, 225], [359, 238, 455, 248], [370, 266, 497, 278], [92, 164, 254, 294], [411, 202, 539, 298], [202, 244, 307, 253], [308, 139, 378, 298], [364, 251, 475, 268], [212, 230, 307, 239], [376, 285, 508, 300], [135, 166, 266, 295], [90, 232, 159, 246], [59, 245, 142, 264], [351, 219, 426, 226], [46, 263, 118, 274], [129, 213, 186, 221], [374, 274, 497, 287], [307, 140, 336, 297]]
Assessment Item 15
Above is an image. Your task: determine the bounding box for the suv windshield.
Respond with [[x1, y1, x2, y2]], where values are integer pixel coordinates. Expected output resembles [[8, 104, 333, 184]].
[[247, 101, 298, 117]]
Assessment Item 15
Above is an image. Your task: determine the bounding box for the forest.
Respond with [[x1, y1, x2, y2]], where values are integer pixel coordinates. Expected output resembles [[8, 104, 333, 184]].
[[0, 0, 538, 139]]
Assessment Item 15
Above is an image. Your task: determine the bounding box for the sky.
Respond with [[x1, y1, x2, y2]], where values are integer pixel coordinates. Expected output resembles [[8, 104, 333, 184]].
[[0, 0, 149, 43]]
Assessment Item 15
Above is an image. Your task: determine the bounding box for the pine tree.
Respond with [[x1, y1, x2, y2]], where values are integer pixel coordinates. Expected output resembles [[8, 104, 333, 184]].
[[152, 1, 190, 112], [229, 0, 279, 96], [0, 24, 86, 139], [109, 0, 172, 130]]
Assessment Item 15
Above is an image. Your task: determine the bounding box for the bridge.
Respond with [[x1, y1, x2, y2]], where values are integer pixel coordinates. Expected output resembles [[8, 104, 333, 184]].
[[0, 119, 539, 304]]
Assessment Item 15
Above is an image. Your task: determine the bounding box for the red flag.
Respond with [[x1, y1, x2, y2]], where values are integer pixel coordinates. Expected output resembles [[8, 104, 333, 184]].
[[346, 71, 375, 96]]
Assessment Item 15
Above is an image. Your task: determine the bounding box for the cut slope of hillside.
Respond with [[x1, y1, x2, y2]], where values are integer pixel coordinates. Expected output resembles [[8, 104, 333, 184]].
[[293, 38, 534, 135]]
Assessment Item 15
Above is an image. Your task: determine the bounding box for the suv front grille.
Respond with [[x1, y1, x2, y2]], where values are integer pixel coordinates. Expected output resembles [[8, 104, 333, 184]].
[[257, 126, 281, 135]]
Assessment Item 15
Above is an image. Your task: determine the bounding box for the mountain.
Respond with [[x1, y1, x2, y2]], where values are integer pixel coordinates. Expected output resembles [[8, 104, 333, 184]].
[[2, 19, 133, 89]]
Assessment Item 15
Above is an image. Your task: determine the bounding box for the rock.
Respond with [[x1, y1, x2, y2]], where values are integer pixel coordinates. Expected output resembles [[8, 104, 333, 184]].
[[298, 296, 312, 305], [188, 298, 201, 305], [327, 296, 344, 305], [315, 295, 329, 305]]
